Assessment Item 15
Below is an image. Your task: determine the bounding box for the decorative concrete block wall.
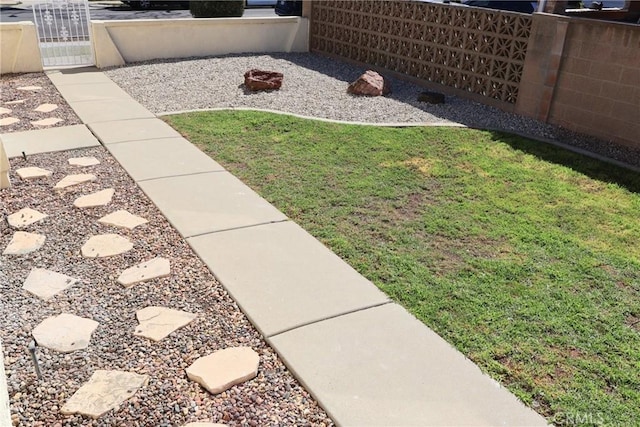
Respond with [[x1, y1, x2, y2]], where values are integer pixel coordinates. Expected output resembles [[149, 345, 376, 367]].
[[309, 0, 532, 111], [309, 2, 639, 152], [517, 14, 639, 150]]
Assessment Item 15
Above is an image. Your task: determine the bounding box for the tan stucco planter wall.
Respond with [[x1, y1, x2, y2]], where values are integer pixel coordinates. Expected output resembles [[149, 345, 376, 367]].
[[0, 22, 43, 74], [92, 17, 309, 68]]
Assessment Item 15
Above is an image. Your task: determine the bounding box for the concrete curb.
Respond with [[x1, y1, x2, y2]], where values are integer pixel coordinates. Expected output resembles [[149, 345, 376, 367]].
[[158, 106, 468, 128]]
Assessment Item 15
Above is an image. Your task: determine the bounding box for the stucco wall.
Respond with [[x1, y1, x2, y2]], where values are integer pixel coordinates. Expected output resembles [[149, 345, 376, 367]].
[[92, 17, 309, 68], [517, 14, 640, 150], [0, 22, 43, 75]]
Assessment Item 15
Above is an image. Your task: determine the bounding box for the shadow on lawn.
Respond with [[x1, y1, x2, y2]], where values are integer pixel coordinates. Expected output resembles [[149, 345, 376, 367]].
[[489, 130, 640, 194], [272, 53, 640, 169]]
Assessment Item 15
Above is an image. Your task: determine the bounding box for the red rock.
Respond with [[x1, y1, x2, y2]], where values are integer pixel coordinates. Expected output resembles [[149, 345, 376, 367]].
[[347, 70, 391, 96], [244, 69, 283, 91]]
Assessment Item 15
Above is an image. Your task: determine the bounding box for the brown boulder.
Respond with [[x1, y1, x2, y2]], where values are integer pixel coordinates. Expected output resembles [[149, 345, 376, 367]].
[[244, 69, 283, 91], [347, 70, 391, 96]]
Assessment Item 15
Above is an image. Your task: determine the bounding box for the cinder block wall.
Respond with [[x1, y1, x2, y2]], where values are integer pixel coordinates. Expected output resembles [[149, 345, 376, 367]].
[[517, 14, 640, 150]]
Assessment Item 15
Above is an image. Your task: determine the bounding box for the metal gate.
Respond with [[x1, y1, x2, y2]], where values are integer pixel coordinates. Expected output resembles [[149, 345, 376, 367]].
[[32, 0, 94, 68]]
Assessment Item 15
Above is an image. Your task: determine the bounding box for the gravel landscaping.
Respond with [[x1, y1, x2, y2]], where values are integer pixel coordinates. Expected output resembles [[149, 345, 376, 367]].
[[0, 52, 636, 426], [0, 147, 333, 427], [0, 73, 81, 133], [104, 52, 640, 168]]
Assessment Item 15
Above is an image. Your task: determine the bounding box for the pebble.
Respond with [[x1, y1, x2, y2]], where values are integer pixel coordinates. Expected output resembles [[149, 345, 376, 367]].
[[1, 146, 335, 425], [104, 53, 640, 168]]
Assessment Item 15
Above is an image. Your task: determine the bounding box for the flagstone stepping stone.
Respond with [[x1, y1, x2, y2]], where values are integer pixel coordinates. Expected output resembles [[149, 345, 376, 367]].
[[16, 167, 52, 180], [3, 231, 46, 255], [0, 117, 20, 126], [81, 234, 133, 258], [0, 107, 11, 115], [74, 188, 114, 208], [32, 118, 63, 126], [186, 347, 259, 395], [7, 207, 47, 228], [32, 313, 99, 353], [22, 268, 79, 300], [134, 306, 196, 341], [5, 100, 25, 105], [98, 210, 148, 230], [61, 370, 148, 418], [69, 156, 100, 167], [118, 257, 170, 288], [54, 173, 96, 189], [17, 86, 42, 91], [34, 103, 58, 113]]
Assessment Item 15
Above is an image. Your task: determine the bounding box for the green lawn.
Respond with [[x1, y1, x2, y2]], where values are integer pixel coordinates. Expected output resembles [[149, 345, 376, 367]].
[[165, 110, 640, 424]]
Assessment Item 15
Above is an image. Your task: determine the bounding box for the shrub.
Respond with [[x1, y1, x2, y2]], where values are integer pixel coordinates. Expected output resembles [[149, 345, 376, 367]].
[[190, 0, 245, 18]]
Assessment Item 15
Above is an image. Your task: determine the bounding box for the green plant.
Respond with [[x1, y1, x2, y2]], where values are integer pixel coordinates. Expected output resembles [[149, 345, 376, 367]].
[[165, 110, 640, 424], [189, 0, 245, 18]]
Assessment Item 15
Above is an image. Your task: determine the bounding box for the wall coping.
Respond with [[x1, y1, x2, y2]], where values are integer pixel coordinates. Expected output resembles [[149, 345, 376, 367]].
[[91, 16, 302, 27]]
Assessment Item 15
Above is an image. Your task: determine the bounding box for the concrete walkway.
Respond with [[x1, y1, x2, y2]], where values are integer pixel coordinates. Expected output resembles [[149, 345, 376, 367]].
[[2, 67, 548, 426]]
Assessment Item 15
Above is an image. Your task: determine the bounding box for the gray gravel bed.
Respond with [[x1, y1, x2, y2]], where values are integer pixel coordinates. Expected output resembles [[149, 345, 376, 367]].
[[0, 147, 333, 427], [104, 52, 639, 168]]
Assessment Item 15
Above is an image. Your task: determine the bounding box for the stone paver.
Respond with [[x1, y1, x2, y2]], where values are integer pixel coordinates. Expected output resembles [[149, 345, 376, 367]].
[[1, 125, 100, 159], [117, 257, 170, 287], [68, 156, 100, 167], [138, 172, 287, 238], [31, 118, 64, 127], [0, 118, 20, 126], [7, 207, 47, 228], [70, 99, 154, 124], [105, 137, 225, 182], [73, 188, 114, 208], [0, 107, 11, 115], [3, 231, 46, 255], [33, 103, 59, 113], [134, 306, 196, 342], [15, 167, 52, 180], [81, 234, 133, 258], [269, 303, 548, 426], [97, 209, 148, 230], [54, 82, 133, 102], [32, 313, 99, 353], [47, 69, 114, 86], [61, 370, 148, 419], [186, 347, 259, 395], [187, 221, 389, 337], [17, 86, 42, 91], [88, 118, 181, 144], [54, 173, 96, 189], [22, 268, 79, 301]]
